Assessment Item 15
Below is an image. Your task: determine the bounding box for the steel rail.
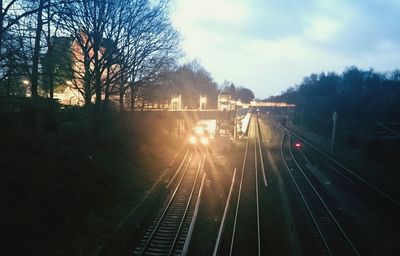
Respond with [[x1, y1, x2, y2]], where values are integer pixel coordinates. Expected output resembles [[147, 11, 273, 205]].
[[254, 119, 261, 256], [212, 168, 237, 256], [288, 134, 360, 256], [229, 117, 251, 256], [137, 152, 195, 255], [280, 133, 333, 256], [181, 173, 207, 255], [256, 116, 268, 188], [229, 117, 261, 256], [168, 154, 205, 255], [95, 150, 187, 256], [167, 150, 190, 188], [280, 129, 361, 256], [273, 120, 400, 208]]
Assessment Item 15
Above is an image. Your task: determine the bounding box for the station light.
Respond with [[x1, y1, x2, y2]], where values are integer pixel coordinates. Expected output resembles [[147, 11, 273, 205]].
[[199, 96, 207, 110]]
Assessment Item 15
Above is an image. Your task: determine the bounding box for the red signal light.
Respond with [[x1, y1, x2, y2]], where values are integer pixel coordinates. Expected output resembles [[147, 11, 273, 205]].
[[295, 142, 301, 148]]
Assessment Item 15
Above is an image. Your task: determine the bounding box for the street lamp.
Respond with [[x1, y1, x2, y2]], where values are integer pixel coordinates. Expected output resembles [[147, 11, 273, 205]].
[[199, 96, 207, 110], [171, 95, 181, 110], [22, 79, 31, 97]]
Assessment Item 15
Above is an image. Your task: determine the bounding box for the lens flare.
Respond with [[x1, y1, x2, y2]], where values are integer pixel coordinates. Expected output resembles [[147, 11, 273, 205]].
[[189, 136, 197, 144]]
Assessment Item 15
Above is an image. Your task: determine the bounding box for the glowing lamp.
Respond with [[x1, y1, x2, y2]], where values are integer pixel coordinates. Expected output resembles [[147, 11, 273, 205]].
[[200, 137, 209, 145], [189, 136, 197, 144]]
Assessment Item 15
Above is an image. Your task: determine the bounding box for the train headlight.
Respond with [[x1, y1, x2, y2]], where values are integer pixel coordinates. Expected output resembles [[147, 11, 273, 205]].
[[200, 137, 209, 145], [189, 136, 197, 144]]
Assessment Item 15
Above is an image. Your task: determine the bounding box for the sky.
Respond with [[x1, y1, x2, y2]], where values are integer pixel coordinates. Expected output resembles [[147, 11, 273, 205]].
[[170, 0, 400, 99]]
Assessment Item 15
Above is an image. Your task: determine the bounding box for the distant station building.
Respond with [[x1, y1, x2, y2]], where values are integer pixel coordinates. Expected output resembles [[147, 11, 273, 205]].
[[218, 93, 235, 111], [251, 101, 296, 107]]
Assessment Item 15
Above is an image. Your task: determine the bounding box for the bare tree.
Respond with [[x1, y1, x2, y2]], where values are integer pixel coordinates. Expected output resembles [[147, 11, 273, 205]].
[[57, 0, 180, 111], [58, 0, 126, 106], [0, 12, 38, 96], [236, 87, 255, 103], [1, 0, 68, 97], [0, 0, 42, 52], [30, 0, 46, 98], [0, 0, 38, 83], [43, 0, 65, 99], [0, 25, 28, 95], [122, 0, 180, 111], [144, 62, 219, 109]]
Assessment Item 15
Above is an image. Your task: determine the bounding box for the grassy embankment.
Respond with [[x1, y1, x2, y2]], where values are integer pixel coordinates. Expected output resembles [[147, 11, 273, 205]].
[[1, 103, 179, 255]]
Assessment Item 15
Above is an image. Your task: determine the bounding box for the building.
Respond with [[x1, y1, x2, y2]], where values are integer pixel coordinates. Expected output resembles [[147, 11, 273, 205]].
[[49, 34, 120, 106]]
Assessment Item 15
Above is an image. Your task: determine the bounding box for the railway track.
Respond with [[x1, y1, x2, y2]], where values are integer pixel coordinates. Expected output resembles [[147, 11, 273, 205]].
[[214, 116, 267, 256], [134, 151, 206, 256], [274, 120, 400, 208], [271, 118, 400, 255], [280, 132, 360, 256]]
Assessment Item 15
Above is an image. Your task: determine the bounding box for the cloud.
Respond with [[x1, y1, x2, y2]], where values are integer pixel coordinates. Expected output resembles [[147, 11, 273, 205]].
[[243, 0, 316, 40], [305, 0, 400, 56], [171, 0, 400, 98], [304, 16, 343, 42], [172, 0, 248, 30]]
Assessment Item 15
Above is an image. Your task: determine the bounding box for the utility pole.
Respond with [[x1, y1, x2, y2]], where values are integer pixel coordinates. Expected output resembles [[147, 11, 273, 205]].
[[300, 107, 304, 135], [331, 111, 337, 154], [233, 98, 237, 142]]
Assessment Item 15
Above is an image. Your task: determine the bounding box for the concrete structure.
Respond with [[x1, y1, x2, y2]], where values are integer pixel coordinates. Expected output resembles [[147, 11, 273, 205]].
[[218, 93, 235, 111]]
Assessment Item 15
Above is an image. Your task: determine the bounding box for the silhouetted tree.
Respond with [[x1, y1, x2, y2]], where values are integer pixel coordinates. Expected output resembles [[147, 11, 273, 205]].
[[236, 86, 254, 103], [142, 61, 218, 109], [41, 36, 74, 94], [30, 0, 46, 98], [271, 66, 400, 169], [122, 0, 180, 111], [57, 0, 179, 110], [0, 0, 45, 60]]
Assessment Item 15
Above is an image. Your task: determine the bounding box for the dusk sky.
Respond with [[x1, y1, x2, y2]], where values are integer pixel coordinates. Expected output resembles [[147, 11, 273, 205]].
[[170, 0, 400, 99]]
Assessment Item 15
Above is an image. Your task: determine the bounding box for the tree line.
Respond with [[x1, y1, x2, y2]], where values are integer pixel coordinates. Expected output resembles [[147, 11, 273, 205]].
[[0, 0, 180, 112], [270, 66, 400, 168], [0, 0, 257, 113], [140, 60, 255, 110]]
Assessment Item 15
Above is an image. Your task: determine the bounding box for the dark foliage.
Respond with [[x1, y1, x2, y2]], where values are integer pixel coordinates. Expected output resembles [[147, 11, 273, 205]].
[[271, 66, 400, 173], [1, 103, 179, 255], [236, 86, 255, 103], [142, 61, 219, 109]]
